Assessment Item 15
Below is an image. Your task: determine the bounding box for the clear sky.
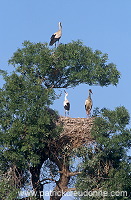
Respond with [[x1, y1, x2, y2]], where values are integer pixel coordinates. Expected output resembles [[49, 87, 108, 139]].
[[0, 1, 131, 199]]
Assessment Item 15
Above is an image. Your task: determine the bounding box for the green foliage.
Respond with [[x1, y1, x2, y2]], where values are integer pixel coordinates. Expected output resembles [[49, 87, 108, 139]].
[[75, 107, 131, 200], [0, 170, 19, 200], [0, 69, 7, 77], [0, 40, 124, 199], [0, 72, 60, 171], [8, 40, 120, 88]]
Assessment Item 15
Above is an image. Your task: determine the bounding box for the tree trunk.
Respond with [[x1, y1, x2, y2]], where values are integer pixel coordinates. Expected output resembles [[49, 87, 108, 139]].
[[50, 164, 70, 200], [29, 148, 49, 199], [30, 164, 43, 199]]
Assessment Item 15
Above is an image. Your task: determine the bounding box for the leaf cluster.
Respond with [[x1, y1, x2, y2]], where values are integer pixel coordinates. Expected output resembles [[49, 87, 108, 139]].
[[0, 170, 19, 200], [75, 107, 131, 200], [8, 40, 120, 88], [0, 72, 60, 171]]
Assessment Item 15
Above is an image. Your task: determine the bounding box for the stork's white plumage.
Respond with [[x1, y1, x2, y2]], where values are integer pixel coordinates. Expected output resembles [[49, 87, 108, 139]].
[[49, 22, 62, 47], [63, 90, 70, 117], [85, 89, 93, 117]]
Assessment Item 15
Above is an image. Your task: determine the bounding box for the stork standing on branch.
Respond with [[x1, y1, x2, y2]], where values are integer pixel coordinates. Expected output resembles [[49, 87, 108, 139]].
[[49, 22, 62, 47], [63, 90, 70, 117], [85, 89, 93, 117]]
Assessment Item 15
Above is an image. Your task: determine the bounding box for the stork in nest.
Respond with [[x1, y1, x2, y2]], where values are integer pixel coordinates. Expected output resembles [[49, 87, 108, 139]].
[[49, 22, 62, 47], [63, 90, 70, 117], [85, 89, 93, 117]]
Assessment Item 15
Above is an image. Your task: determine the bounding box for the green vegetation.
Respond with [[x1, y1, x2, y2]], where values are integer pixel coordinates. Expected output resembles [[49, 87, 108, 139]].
[[0, 41, 130, 200], [75, 107, 131, 200]]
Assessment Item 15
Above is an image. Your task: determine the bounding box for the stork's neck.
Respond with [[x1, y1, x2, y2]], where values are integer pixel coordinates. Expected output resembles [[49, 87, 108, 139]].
[[65, 94, 68, 101], [88, 91, 91, 99], [59, 23, 62, 31]]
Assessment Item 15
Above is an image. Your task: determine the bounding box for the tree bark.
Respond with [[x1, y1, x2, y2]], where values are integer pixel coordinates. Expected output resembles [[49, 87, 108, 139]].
[[50, 164, 70, 200], [30, 164, 43, 199], [30, 149, 49, 199]]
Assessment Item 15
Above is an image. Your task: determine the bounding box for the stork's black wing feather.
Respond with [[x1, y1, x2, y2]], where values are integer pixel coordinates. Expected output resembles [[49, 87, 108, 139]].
[[49, 34, 57, 46], [64, 102, 70, 111]]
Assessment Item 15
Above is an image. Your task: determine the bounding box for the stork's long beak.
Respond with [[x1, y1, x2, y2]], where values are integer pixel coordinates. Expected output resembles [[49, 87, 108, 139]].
[[89, 89, 93, 94]]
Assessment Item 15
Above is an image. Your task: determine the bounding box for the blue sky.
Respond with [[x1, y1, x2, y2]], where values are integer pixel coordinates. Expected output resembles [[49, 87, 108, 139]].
[[0, 1, 131, 199]]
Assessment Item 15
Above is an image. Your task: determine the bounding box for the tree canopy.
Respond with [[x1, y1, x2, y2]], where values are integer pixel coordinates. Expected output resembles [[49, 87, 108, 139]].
[[0, 41, 130, 200], [0, 70, 60, 199], [8, 40, 120, 88], [75, 107, 131, 200]]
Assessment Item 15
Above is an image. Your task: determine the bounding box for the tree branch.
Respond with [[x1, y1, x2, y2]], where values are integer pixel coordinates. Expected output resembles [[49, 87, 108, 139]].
[[68, 171, 82, 176], [58, 171, 82, 177], [38, 178, 57, 184], [65, 188, 76, 192]]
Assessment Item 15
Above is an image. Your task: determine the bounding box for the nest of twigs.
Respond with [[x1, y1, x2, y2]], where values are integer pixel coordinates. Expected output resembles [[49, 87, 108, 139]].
[[50, 117, 94, 154]]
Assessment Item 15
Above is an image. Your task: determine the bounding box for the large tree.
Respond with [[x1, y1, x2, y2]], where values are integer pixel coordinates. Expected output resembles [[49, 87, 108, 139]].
[[75, 107, 131, 200], [0, 40, 123, 200], [0, 71, 60, 199]]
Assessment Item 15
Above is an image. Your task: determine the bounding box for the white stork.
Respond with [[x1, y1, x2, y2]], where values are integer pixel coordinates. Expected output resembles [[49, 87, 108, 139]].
[[49, 22, 62, 47], [63, 90, 70, 117], [85, 89, 93, 117]]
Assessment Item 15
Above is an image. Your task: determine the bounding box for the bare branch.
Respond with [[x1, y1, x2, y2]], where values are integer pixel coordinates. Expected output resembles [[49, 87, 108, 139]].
[[38, 178, 57, 184], [58, 170, 82, 177], [65, 188, 76, 192], [68, 171, 82, 176]]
